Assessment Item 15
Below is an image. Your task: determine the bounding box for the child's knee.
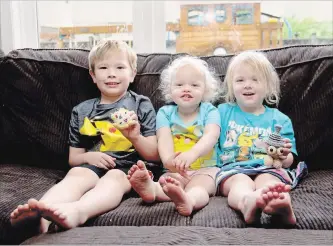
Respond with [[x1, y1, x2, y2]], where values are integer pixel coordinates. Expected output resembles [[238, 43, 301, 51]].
[[255, 173, 281, 184], [105, 169, 128, 181], [65, 166, 100, 182], [186, 175, 216, 195], [103, 169, 131, 192], [220, 174, 254, 196]]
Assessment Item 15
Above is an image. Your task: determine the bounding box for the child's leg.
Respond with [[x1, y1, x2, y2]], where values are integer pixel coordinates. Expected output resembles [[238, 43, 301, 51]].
[[160, 175, 214, 216], [254, 173, 296, 225], [128, 161, 170, 202], [10, 167, 100, 232], [159, 168, 218, 216], [37, 169, 131, 229], [159, 176, 192, 216], [220, 173, 266, 224]]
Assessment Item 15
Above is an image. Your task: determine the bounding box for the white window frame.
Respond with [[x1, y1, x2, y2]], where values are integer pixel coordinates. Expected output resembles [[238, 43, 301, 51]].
[[0, 0, 39, 54], [0, 0, 166, 54], [133, 1, 166, 53], [0, 1, 14, 54]]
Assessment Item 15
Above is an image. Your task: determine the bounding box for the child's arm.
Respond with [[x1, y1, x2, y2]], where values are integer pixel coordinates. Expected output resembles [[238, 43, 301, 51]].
[[279, 116, 297, 168], [156, 126, 180, 172], [173, 123, 220, 172], [189, 123, 220, 157], [68, 147, 116, 169], [130, 134, 159, 161], [280, 138, 294, 168], [120, 111, 159, 161]]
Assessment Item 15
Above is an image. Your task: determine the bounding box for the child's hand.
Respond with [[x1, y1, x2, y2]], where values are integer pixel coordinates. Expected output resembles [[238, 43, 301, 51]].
[[119, 111, 141, 141], [173, 150, 198, 173], [165, 152, 181, 170], [277, 138, 292, 160], [164, 152, 188, 178], [84, 152, 116, 170]]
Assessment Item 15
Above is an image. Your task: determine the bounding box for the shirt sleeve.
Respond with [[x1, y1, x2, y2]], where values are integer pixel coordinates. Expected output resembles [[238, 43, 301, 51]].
[[204, 103, 221, 127], [156, 106, 172, 130], [280, 117, 298, 155], [137, 97, 157, 137], [68, 106, 83, 148]]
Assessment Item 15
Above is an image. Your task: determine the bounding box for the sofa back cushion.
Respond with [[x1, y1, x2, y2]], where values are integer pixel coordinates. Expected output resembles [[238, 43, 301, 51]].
[[0, 45, 332, 170], [0, 50, 98, 169]]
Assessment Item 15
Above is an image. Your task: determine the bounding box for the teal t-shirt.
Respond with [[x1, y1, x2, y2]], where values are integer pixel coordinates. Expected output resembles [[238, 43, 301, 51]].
[[217, 103, 297, 168], [156, 102, 221, 169]]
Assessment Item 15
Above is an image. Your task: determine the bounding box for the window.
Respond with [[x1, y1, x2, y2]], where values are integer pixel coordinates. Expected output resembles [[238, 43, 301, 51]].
[[232, 3, 254, 25], [164, 1, 332, 56], [0, 1, 165, 53], [187, 5, 208, 26], [215, 4, 226, 23], [38, 1, 134, 50], [1, 1, 332, 56]]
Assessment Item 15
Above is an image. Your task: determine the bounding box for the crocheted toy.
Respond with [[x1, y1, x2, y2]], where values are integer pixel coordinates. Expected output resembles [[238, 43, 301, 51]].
[[264, 124, 286, 169], [110, 108, 135, 130]]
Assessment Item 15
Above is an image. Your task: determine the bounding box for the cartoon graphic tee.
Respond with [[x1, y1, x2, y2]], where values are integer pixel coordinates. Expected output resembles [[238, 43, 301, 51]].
[[217, 103, 297, 169], [156, 102, 221, 170], [68, 91, 156, 167]]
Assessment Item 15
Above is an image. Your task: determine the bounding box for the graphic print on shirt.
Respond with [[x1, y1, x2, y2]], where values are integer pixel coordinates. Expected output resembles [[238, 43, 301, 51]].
[[171, 123, 216, 170], [79, 114, 134, 152], [220, 120, 272, 165]]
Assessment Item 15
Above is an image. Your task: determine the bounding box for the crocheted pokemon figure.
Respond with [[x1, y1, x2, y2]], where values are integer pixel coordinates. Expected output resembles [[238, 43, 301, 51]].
[[110, 108, 135, 130], [264, 124, 286, 169]]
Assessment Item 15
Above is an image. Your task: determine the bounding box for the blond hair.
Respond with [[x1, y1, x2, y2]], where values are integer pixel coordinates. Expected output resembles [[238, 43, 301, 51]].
[[159, 56, 221, 103], [88, 39, 137, 72], [222, 51, 280, 105]]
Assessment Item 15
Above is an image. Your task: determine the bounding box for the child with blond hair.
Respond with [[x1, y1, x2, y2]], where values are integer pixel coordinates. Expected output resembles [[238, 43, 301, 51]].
[[10, 40, 160, 232], [128, 56, 221, 216], [216, 51, 307, 225]]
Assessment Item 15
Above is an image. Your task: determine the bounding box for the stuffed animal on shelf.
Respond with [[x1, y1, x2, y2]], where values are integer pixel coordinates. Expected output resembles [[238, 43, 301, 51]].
[[264, 124, 287, 169]]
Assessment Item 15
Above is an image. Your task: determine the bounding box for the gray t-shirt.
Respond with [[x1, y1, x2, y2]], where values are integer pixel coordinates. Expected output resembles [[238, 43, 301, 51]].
[[68, 91, 156, 167]]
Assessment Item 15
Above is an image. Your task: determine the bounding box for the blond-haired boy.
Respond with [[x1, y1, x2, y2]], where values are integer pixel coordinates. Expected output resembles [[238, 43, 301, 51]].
[[10, 40, 160, 232]]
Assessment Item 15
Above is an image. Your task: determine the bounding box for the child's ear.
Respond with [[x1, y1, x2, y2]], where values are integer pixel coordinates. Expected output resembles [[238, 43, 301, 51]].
[[89, 69, 97, 84], [130, 69, 137, 83]]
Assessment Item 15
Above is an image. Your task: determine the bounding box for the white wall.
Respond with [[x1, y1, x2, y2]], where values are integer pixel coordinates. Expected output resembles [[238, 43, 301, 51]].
[[37, 1, 133, 27]]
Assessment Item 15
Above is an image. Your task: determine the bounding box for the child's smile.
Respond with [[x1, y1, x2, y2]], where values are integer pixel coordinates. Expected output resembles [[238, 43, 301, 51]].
[[181, 93, 194, 101], [105, 81, 120, 88]]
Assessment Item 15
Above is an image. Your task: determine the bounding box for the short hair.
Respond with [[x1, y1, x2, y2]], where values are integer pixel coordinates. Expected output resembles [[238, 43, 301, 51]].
[[88, 39, 137, 72], [222, 51, 280, 105], [159, 56, 221, 103]]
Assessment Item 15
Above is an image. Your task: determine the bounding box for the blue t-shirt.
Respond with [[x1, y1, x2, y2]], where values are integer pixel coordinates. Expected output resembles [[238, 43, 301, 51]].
[[217, 103, 297, 168], [156, 102, 221, 169]]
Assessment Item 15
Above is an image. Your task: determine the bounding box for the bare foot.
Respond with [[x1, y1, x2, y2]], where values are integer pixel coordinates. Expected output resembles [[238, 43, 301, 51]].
[[28, 199, 51, 233], [159, 176, 193, 216], [127, 161, 156, 203], [10, 198, 41, 226], [262, 183, 296, 225], [39, 202, 86, 230], [240, 190, 266, 224]]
